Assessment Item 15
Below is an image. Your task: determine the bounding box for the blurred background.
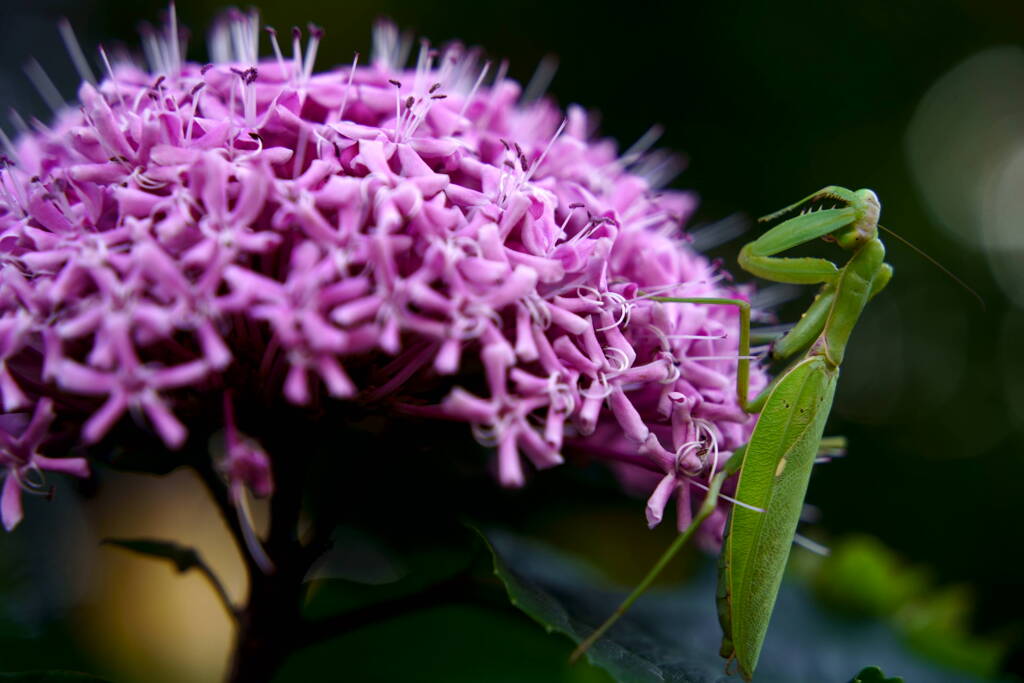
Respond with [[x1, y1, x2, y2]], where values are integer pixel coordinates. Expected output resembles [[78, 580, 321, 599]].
[[0, 0, 1022, 681]]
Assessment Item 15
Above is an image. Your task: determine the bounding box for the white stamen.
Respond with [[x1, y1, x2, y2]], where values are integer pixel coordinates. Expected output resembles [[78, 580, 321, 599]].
[[302, 25, 323, 82], [98, 46, 125, 108], [633, 149, 685, 189], [545, 373, 576, 414], [522, 54, 558, 104], [24, 59, 64, 114], [579, 373, 613, 400], [0, 128, 18, 163], [594, 292, 633, 331], [689, 214, 749, 252], [266, 27, 286, 73], [0, 170, 24, 215], [459, 60, 490, 118], [752, 323, 795, 338], [8, 109, 29, 135], [603, 346, 630, 372], [338, 52, 359, 121], [800, 503, 822, 523], [793, 533, 831, 556], [646, 323, 673, 354], [688, 479, 764, 513], [390, 79, 402, 140], [291, 26, 303, 79], [185, 84, 204, 142], [521, 117, 566, 186], [574, 284, 602, 305], [58, 18, 96, 85], [414, 38, 430, 92], [659, 357, 681, 384], [619, 124, 664, 167], [167, 3, 182, 75], [627, 211, 673, 233], [521, 293, 552, 329], [477, 59, 508, 131], [693, 418, 720, 476], [752, 284, 802, 310]]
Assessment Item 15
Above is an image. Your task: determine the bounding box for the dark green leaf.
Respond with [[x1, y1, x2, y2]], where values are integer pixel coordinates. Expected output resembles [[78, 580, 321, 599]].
[[303, 523, 483, 620], [847, 666, 904, 683], [276, 604, 612, 683], [476, 528, 994, 683], [101, 538, 201, 573]]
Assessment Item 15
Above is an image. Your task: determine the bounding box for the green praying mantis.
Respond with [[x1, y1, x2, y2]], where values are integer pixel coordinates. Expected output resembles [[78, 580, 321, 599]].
[[571, 186, 894, 681]]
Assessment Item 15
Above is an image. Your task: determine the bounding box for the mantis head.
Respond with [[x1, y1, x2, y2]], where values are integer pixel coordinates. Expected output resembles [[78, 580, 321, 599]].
[[833, 188, 881, 251]]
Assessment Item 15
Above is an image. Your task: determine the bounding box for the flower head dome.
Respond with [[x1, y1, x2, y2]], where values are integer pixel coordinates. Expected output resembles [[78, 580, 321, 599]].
[[0, 8, 767, 539]]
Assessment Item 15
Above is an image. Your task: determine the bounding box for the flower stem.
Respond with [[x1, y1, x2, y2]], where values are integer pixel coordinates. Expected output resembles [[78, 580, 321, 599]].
[[223, 421, 312, 683]]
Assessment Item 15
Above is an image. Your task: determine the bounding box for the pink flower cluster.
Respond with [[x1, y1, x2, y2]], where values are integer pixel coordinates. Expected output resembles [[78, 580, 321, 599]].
[[0, 11, 766, 535]]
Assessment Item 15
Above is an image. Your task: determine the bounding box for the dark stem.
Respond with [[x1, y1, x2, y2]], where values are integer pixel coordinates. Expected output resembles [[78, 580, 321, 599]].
[[193, 457, 261, 576], [222, 420, 313, 683], [195, 404, 497, 683]]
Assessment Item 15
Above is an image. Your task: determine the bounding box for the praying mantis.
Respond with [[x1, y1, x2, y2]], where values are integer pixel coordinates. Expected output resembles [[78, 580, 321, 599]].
[[571, 186, 893, 681]]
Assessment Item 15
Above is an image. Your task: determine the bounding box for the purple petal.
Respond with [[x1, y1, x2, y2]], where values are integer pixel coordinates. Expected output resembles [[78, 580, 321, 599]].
[[497, 427, 524, 488], [82, 392, 128, 443], [35, 455, 90, 478], [645, 473, 676, 529], [1, 474, 23, 531]]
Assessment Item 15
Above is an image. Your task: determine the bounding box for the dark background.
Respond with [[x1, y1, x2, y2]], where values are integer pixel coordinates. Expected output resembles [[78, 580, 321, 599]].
[[1, 0, 1022, 681]]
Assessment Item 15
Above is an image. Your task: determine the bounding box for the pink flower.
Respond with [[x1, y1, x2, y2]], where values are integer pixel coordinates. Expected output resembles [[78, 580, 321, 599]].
[[0, 399, 89, 530], [0, 8, 768, 536]]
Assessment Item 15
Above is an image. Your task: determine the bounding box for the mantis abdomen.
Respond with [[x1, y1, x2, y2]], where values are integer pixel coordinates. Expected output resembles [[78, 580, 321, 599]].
[[718, 356, 838, 679]]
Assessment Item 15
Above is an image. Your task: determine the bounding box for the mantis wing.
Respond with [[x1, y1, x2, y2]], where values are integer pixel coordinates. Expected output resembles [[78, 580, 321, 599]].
[[718, 355, 838, 681]]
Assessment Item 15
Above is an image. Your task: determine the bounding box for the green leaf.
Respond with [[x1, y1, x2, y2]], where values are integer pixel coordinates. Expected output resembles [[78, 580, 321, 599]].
[[302, 523, 483, 620], [817, 537, 1008, 678], [848, 666, 904, 683], [0, 675, 108, 682], [475, 528, 994, 683], [814, 536, 927, 619], [277, 603, 612, 683], [101, 538, 201, 573]]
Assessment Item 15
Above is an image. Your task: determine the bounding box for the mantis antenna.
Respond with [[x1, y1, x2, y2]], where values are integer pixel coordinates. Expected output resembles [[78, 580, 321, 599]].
[[877, 224, 985, 310]]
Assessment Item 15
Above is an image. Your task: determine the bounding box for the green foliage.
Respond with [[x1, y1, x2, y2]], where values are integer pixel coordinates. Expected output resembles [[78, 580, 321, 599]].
[[283, 524, 611, 683], [302, 524, 480, 620], [814, 536, 927, 617], [477, 528, 993, 683], [277, 604, 612, 683], [815, 536, 1008, 678], [848, 666, 904, 683]]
